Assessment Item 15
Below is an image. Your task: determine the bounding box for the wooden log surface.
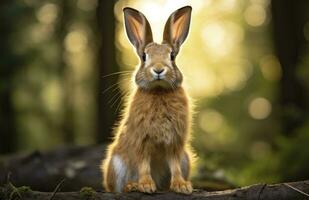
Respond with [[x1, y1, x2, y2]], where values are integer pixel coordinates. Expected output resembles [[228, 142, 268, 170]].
[[0, 180, 309, 200]]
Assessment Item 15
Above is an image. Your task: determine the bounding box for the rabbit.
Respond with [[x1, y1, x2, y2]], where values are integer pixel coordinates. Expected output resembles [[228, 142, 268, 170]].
[[101, 6, 194, 194]]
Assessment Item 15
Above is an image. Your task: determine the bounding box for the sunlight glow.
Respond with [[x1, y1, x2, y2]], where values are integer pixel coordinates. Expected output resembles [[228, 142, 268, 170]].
[[187, 68, 224, 97], [41, 79, 62, 113], [115, 0, 253, 98], [202, 21, 244, 57], [221, 65, 247, 91], [133, 0, 196, 42], [220, 0, 238, 12], [199, 109, 224, 133], [202, 22, 226, 54]]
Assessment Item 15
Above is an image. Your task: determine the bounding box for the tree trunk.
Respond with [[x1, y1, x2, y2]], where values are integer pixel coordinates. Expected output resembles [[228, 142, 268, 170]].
[[271, 0, 309, 135], [96, 0, 120, 144], [57, 0, 75, 144], [0, 0, 19, 154]]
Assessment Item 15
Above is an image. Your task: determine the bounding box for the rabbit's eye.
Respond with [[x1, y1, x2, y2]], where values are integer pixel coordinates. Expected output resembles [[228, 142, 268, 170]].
[[142, 52, 147, 62], [170, 51, 175, 61]]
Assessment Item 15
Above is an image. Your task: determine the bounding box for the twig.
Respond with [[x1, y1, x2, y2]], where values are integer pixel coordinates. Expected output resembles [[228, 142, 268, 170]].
[[257, 183, 267, 200], [8, 182, 22, 200], [6, 171, 12, 183], [283, 183, 309, 197], [5, 172, 22, 200], [49, 179, 66, 200]]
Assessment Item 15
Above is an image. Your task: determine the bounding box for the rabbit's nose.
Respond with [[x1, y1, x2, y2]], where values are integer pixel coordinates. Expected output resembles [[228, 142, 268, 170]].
[[150, 67, 167, 77], [154, 68, 164, 74]]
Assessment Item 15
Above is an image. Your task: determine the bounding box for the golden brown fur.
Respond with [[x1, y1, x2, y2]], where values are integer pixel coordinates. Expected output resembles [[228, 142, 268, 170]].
[[101, 6, 194, 194]]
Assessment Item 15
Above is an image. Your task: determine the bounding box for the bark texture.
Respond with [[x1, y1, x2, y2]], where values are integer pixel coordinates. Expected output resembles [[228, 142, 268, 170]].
[[1, 180, 309, 200]]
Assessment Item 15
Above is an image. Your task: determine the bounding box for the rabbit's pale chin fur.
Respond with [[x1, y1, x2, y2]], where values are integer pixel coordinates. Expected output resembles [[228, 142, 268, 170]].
[[102, 6, 194, 194], [140, 80, 174, 90]]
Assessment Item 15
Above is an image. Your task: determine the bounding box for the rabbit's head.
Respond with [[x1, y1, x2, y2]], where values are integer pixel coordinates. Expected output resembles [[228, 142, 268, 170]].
[[123, 6, 192, 90]]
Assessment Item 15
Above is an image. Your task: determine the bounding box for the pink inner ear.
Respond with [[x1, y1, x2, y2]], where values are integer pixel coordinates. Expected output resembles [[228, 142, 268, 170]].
[[128, 16, 143, 44], [172, 14, 188, 43]]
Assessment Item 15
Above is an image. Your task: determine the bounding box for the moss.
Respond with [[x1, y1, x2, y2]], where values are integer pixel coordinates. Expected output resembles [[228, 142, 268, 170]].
[[18, 186, 32, 194], [5, 183, 32, 200], [79, 187, 96, 199]]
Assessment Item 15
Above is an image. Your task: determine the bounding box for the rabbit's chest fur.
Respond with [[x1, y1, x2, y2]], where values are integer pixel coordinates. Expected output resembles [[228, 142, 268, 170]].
[[123, 87, 189, 146]]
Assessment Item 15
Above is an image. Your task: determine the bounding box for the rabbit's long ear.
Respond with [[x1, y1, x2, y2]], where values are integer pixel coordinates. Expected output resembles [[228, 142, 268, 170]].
[[123, 7, 153, 56], [163, 6, 192, 53]]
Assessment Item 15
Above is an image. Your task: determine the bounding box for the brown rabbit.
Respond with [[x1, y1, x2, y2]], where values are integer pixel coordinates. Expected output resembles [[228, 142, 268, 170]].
[[101, 6, 193, 194]]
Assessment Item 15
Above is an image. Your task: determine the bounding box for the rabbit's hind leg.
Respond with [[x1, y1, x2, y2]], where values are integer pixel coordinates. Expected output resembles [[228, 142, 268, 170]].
[[124, 164, 138, 192], [103, 154, 128, 192], [181, 151, 191, 180]]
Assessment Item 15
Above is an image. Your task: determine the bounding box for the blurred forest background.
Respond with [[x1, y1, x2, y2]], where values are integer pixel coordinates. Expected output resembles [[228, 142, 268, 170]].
[[0, 0, 309, 188]]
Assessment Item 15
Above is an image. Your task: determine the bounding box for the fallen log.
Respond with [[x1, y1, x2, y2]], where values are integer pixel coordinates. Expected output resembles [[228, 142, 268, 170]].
[[0, 180, 308, 200], [0, 146, 105, 192], [0, 145, 233, 192]]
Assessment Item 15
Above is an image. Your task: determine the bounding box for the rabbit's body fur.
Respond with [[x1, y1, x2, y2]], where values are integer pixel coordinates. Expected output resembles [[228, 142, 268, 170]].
[[103, 87, 192, 192], [101, 6, 194, 194]]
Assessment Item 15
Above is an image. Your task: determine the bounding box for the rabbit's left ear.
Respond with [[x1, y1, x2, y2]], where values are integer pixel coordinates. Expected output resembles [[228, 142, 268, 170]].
[[163, 6, 192, 53], [123, 7, 153, 57]]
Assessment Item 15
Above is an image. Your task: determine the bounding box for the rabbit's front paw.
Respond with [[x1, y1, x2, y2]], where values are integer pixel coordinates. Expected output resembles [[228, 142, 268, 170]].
[[138, 176, 156, 193], [124, 182, 139, 192], [170, 179, 192, 194]]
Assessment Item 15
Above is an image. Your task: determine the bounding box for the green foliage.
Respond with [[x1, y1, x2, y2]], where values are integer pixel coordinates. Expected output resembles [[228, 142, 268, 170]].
[[276, 122, 309, 180]]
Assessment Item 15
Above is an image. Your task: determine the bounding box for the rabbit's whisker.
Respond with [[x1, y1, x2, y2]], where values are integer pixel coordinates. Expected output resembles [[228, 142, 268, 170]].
[[102, 70, 133, 78], [115, 90, 130, 114], [110, 90, 124, 109], [108, 89, 122, 106], [102, 82, 121, 94], [102, 77, 131, 94]]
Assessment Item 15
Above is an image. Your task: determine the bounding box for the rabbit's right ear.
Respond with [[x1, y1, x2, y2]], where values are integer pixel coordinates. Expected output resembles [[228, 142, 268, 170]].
[[123, 8, 153, 56], [163, 6, 192, 54]]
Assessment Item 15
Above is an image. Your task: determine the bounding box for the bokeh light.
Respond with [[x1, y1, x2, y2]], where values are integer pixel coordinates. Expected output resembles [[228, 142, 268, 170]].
[[244, 4, 266, 27], [65, 30, 88, 53], [259, 55, 282, 81], [77, 0, 98, 11], [248, 97, 272, 119], [36, 3, 58, 24]]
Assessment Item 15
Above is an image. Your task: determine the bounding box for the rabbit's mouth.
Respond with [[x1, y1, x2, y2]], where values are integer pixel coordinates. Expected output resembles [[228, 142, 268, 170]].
[[154, 75, 164, 80], [147, 79, 174, 90]]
